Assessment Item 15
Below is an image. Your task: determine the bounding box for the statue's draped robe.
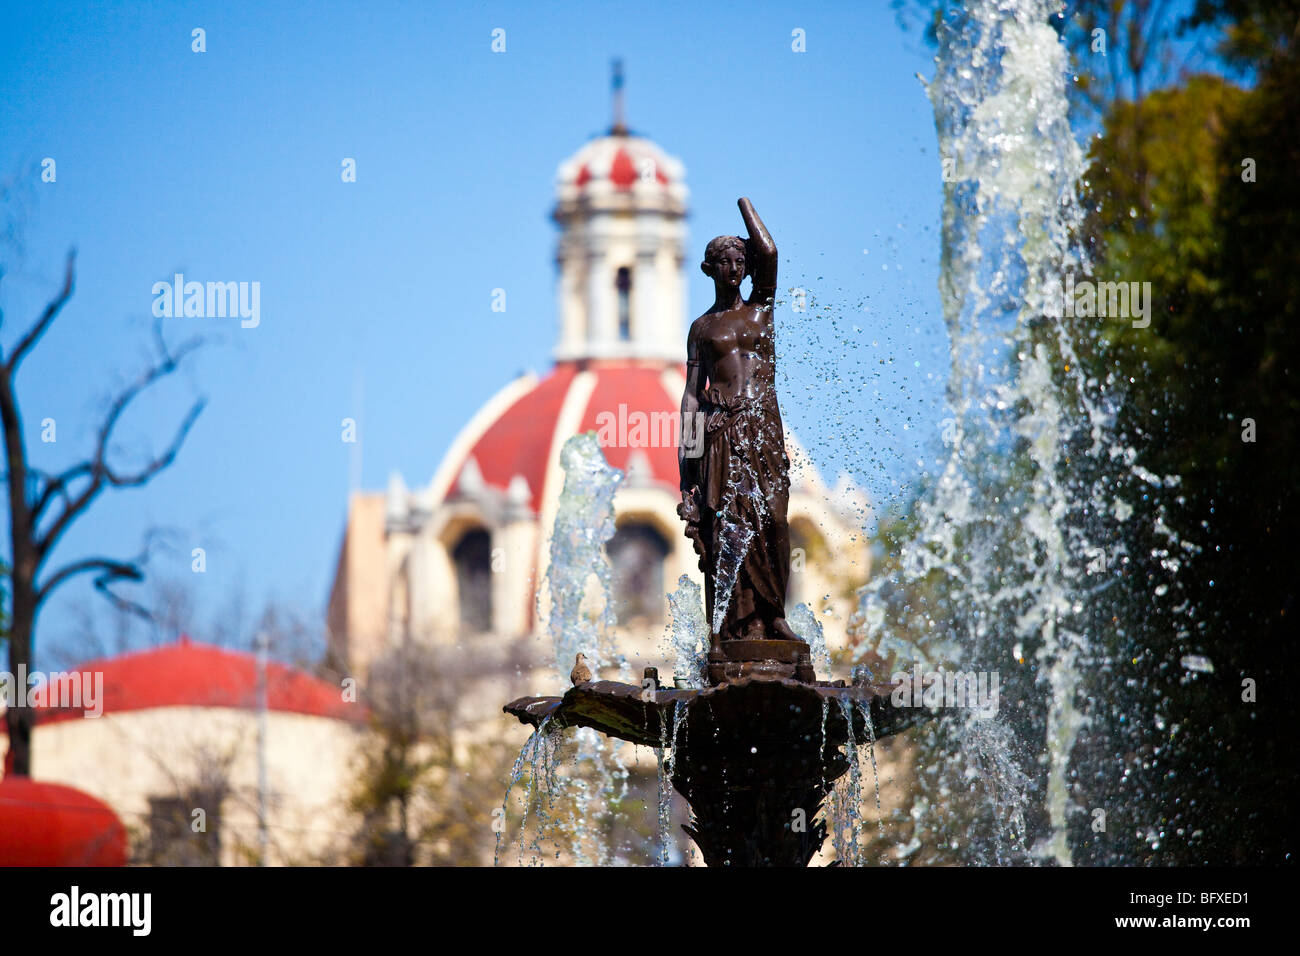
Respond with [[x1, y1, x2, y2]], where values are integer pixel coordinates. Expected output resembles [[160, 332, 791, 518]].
[[691, 383, 791, 639]]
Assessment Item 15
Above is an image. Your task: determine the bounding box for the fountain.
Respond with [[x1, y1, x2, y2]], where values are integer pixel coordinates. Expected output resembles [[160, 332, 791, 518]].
[[505, 199, 937, 867], [506, 672, 928, 867]]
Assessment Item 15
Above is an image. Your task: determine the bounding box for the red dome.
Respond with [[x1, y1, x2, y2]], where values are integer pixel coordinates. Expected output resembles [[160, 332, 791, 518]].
[[576, 364, 682, 480], [444, 360, 685, 513], [7, 637, 364, 728], [0, 778, 127, 866]]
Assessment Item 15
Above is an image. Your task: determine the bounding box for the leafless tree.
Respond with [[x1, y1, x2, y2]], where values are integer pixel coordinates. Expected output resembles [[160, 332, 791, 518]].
[[1, 251, 207, 776]]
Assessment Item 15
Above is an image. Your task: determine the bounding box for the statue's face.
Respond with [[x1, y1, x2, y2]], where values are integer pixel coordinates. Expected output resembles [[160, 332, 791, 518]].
[[709, 247, 746, 288]]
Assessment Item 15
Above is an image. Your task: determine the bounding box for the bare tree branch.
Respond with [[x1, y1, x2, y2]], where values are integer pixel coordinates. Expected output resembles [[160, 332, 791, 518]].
[[36, 525, 180, 610], [3, 248, 209, 777], [30, 462, 92, 523], [5, 250, 75, 375], [36, 556, 142, 607], [91, 569, 156, 624], [104, 398, 206, 489], [35, 325, 208, 559]]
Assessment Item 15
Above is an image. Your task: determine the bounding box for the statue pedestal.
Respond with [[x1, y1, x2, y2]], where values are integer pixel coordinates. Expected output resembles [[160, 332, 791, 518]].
[[708, 638, 815, 685]]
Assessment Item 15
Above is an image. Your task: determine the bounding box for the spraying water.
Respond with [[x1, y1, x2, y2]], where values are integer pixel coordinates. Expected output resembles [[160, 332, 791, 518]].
[[848, 0, 1188, 866], [498, 433, 636, 865], [654, 700, 688, 865], [544, 432, 626, 680], [494, 717, 561, 867], [788, 602, 831, 674], [663, 575, 709, 687]]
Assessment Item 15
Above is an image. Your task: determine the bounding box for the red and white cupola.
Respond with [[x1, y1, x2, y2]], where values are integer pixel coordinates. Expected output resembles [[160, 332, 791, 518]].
[[551, 119, 688, 364]]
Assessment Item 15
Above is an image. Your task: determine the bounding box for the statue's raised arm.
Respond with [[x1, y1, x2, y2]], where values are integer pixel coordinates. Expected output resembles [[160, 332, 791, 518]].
[[738, 197, 777, 307]]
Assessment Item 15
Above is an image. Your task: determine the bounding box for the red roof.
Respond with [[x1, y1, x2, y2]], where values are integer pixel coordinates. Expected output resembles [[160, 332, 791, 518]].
[[7, 637, 363, 727], [448, 363, 577, 513], [577, 364, 680, 482], [0, 778, 127, 866], [446, 360, 683, 513]]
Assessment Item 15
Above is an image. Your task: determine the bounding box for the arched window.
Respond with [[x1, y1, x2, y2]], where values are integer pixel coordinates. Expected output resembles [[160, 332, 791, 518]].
[[453, 529, 492, 633], [615, 266, 632, 341], [607, 521, 670, 624]]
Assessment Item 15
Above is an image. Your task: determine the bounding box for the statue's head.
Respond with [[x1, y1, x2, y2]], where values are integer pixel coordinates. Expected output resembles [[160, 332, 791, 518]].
[[702, 235, 746, 288]]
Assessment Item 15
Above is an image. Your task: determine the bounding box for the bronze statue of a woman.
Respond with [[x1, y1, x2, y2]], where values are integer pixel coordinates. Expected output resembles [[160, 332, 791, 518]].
[[679, 198, 813, 683]]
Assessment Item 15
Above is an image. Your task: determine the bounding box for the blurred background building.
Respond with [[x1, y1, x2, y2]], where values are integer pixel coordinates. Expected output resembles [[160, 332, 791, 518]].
[[2, 637, 366, 865]]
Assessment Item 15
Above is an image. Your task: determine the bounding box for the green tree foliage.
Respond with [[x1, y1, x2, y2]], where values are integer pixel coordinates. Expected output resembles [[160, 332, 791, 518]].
[[1070, 1, 1298, 861]]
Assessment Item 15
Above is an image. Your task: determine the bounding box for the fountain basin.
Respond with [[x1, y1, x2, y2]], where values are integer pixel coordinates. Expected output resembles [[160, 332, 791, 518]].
[[505, 675, 927, 748], [505, 675, 936, 866]]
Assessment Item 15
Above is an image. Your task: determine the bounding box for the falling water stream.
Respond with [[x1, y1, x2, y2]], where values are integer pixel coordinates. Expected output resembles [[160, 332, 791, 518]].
[[849, 0, 1189, 866], [497, 433, 635, 865], [663, 576, 708, 688]]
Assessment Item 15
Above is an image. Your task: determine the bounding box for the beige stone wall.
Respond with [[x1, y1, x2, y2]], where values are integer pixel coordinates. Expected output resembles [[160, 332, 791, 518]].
[[327, 492, 388, 675], [23, 707, 366, 866]]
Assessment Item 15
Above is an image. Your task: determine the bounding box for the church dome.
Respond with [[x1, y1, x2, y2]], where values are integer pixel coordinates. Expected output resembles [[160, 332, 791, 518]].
[[5, 636, 366, 727], [434, 361, 686, 516]]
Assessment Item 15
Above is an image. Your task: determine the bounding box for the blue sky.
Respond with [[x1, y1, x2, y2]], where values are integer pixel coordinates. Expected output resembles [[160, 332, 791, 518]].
[[1, 0, 950, 662]]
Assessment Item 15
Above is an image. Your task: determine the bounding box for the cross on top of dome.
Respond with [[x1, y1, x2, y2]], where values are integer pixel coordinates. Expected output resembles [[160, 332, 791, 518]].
[[553, 62, 688, 206], [610, 57, 628, 137]]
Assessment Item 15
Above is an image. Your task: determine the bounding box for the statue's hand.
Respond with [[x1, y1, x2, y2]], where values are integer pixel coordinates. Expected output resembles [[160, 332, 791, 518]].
[[677, 486, 701, 525], [678, 487, 706, 567]]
